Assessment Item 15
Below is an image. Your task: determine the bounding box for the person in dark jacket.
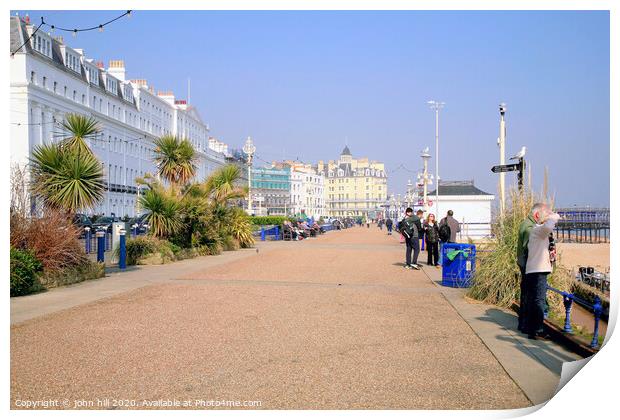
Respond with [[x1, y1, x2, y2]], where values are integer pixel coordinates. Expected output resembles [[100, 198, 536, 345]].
[[385, 218, 393, 235], [400, 207, 423, 270], [439, 210, 461, 243], [424, 213, 440, 267]]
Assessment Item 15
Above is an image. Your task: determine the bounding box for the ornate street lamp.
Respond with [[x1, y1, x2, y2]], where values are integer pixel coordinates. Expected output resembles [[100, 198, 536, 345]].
[[418, 147, 433, 212], [405, 179, 414, 209], [428, 100, 445, 218], [242, 136, 256, 214]]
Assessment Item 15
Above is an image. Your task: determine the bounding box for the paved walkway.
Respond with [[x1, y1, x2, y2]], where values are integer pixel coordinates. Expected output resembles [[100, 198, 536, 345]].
[[10, 228, 581, 409]]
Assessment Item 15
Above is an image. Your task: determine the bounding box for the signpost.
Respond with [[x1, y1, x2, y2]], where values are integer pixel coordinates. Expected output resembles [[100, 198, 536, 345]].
[[491, 163, 520, 173], [491, 159, 526, 191]]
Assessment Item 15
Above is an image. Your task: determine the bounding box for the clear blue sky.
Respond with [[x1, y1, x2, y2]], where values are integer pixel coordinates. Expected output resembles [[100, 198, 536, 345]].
[[13, 10, 610, 207]]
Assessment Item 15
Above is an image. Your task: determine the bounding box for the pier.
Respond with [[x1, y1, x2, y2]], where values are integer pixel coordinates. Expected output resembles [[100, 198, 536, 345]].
[[554, 207, 609, 243]]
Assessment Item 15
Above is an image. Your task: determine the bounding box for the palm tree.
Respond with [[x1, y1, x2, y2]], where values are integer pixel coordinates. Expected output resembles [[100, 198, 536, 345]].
[[58, 113, 101, 156], [153, 135, 197, 187], [138, 186, 182, 238], [226, 206, 255, 248], [30, 144, 105, 213], [203, 164, 248, 205], [201, 165, 253, 247]]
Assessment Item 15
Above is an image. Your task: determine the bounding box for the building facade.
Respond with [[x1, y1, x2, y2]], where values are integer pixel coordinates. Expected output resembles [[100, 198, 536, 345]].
[[250, 166, 291, 216], [10, 16, 229, 218], [277, 161, 325, 220], [427, 180, 495, 239], [318, 146, 388, 219]]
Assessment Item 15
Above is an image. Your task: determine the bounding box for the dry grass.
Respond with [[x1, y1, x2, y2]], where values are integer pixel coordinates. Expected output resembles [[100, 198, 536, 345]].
[[467, 188, 570, 315], [10, 208, 86, 272]]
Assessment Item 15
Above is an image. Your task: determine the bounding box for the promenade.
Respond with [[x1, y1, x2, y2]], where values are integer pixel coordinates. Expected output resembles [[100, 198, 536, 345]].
[[10, 227, 581, 409]]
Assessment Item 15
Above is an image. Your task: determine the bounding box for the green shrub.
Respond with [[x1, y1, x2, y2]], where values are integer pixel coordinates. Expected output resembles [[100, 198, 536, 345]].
[[249, 216, 294, 226], [175, 248, 200, 260], [197, 242, 223, 256], [161, 240, 182, 255], [157, 240, 178, 263], [10, 247, 43, 297], [120, 236, 159, 265], [222, 235, 240, 251], [228, 207, 254, 248], [38, 261, 104, 288]]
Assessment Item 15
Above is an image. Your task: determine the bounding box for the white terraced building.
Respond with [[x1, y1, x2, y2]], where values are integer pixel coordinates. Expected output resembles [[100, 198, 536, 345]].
[[10, 15, 229, 217], [288, 163, 326, 220]]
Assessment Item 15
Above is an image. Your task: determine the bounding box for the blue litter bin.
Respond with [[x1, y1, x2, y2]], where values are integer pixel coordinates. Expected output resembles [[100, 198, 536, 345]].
[[441, 243, 476, 288]]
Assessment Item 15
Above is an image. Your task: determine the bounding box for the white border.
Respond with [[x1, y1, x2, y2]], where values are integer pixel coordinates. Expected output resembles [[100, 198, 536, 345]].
[[2, 1, 616, 420]]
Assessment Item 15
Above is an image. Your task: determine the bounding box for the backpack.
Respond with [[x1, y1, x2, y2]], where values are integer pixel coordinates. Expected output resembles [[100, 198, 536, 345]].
[[439, 223, 451, 242], [401, 217, 418, 239]]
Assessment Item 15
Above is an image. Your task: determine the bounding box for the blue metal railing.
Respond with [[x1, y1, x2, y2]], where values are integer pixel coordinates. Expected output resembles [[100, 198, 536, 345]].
[[546, 286, 605, 349]]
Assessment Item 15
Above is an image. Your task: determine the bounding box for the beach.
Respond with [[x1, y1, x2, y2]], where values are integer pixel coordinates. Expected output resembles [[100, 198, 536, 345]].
[[556, 242, 610, 273]]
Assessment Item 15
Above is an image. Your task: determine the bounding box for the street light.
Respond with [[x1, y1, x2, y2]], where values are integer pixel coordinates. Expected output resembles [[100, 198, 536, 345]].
[[406, 179, 413, 208], [419, 147, 433, 212], [498, 103, 507, 216], [428, 100, 445, 218], [242, 136, 256, 214]]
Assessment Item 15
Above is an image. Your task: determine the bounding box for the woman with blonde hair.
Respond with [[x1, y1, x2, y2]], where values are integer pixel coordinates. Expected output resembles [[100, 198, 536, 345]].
[[424, 213, 440, 267]]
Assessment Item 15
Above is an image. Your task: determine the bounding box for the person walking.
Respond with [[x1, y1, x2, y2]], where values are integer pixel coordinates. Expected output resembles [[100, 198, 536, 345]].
[[385, 218, 393, 235], [424, 213, 440, 267], [439, 210, 461, 243], [524, 206, 561, 340], [400, 207, 423, 270]]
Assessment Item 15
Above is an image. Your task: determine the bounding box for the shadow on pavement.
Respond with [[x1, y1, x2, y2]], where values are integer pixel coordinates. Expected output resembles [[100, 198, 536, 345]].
[[477, 308, 579, 374]]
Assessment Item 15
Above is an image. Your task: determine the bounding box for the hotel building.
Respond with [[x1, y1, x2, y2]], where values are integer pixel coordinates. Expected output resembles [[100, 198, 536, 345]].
[[318, 146, 388, 219], [10, 15, 230, 217]]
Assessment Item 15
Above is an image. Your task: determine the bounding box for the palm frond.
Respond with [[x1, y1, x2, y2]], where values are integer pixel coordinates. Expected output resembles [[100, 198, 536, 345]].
[[153, 135, 197, 186], [59, 113, 101, 156], [138, 188, 183, 237], [30, 143, 105, 213]]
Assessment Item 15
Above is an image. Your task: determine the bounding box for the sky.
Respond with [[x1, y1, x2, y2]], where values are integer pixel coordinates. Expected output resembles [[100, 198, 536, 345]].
[[12, 10, 610, 207]]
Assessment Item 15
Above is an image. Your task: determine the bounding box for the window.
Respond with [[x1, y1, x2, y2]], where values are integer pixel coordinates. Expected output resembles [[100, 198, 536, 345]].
[[73, 90, 76, 101], [82, 94, 85, 104], [64, 51, 80, 73], [88, 67, 99, 85], [32, 34, 51, 57], [105, 77, 118, 95], [42, 77, 46, 88], [64, 86, 67, 97], [30, 71, 35, 84], [53, 81, 57, 93]]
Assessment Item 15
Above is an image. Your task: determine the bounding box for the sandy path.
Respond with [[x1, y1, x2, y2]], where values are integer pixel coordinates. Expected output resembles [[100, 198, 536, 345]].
[[11, 228, 530, 409]]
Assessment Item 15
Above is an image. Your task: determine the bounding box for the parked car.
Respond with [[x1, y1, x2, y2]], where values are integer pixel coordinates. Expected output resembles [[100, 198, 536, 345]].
[[92, 215, 119, 234], [127, 213, 150, 235], [72, 214, 93, 238]]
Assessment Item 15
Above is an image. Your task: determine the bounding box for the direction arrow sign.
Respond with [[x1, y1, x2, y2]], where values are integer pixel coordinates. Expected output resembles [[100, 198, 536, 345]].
[[491, 163, 520, 173]]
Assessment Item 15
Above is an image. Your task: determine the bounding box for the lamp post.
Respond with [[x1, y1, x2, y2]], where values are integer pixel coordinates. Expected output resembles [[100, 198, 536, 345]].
[[405, 180, 413, 209], [428, 100, 444, 218], [242, 136, 256, 214], [498, 103, 507, 217], [418, 147, 433, 213]]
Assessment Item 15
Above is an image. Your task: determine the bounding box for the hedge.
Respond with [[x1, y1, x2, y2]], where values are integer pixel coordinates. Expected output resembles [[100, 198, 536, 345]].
[[10, 247, 43, 297], [249, 216, 295, 226]]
